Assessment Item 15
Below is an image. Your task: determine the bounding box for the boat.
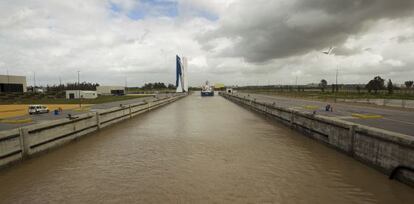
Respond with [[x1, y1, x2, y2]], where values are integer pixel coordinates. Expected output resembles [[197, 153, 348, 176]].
[[201, 81, 214, 96]]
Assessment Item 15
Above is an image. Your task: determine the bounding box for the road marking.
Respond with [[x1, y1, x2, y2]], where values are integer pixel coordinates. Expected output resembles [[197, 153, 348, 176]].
[[302, 105, 319, 110], [351, 113, 383, 119], [0, 118, 33, 124]]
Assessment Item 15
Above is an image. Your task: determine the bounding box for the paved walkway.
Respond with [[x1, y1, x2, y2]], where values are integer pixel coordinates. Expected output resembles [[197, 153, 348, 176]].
[[0, 94, 173, 131], [236, 93, 414, 136]]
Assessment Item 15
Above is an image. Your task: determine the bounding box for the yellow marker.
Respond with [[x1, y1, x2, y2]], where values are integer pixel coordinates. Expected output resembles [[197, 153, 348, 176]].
[[351, 113, 383, 119], [303, 105, 319, 110], [0, 118, 33, 124], [73, 106, 91, 112]]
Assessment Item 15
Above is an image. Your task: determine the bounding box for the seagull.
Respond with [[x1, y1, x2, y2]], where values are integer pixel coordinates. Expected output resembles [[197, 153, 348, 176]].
[[323, 47, 335, 55]]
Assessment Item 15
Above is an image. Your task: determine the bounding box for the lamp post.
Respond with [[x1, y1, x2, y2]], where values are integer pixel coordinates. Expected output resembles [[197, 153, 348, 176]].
[[125, 75, 128, 95], [6, 68, 9, 92], [295, 75, 298, 97], [322, 47, 339, 103], [33, 72, 36, 93], [77, 71, 81, 108]]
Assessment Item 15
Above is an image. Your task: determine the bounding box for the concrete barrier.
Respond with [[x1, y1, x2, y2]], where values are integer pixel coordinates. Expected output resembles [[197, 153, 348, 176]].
[[220, 92, 414, 186], [0, 94, 186, 168]]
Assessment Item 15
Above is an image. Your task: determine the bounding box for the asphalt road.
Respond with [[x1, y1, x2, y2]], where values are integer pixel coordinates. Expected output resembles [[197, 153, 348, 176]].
[[0, 94, 173, 131], [235, 93, 414, 136]]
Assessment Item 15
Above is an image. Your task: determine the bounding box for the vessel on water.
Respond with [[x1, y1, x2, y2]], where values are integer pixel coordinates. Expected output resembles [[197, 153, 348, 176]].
[[201, 81, 214, 96]]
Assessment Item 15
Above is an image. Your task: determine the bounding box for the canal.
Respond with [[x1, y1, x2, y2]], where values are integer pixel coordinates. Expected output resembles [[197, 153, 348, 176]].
[[0, 94, 413, 203]]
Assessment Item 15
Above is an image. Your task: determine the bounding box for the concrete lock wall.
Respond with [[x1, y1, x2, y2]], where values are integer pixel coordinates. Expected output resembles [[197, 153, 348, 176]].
[[0, 94, 186, 169], [220, 92, 414, 186]]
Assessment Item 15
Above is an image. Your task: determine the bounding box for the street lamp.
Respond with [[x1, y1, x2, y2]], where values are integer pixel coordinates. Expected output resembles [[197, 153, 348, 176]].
[[6, 68, 10, 92], [77, 71, 81, 108], [33, 72, 36, 93], [322, 47, 339, 103]]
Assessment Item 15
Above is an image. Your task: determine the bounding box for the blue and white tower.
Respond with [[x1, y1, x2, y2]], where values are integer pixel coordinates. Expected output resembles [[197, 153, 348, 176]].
[[176, 55, 188, 92]]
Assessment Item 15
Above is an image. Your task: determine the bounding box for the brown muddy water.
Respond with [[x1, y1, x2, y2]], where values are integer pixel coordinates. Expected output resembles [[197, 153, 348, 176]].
[[0, 94, 413, 203]]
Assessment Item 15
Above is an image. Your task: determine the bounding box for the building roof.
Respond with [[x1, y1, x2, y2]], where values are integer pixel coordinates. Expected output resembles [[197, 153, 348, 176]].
[[66, 90, 97, 93]]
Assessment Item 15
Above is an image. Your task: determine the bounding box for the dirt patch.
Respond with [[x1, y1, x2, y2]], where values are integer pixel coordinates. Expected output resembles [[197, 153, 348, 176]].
[[0, 104, 93, 119]]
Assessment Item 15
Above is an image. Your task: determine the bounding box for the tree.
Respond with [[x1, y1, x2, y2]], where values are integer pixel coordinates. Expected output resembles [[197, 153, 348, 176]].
[[405, 81, 413, 89], [167, 83, 175, 89], [45, 82, 100, 91], [142, 82, 167, 90], [365, 76, 385, 94], [387, 79, 393, 94], [319, 79, 327, 92]]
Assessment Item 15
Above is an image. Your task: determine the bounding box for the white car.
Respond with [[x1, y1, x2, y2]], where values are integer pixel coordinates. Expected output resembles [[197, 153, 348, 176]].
[[28, 105, 49, 115]]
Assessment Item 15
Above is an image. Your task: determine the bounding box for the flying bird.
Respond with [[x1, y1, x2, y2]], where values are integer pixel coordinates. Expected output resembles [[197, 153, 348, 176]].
[[323, 47, 335, 55]]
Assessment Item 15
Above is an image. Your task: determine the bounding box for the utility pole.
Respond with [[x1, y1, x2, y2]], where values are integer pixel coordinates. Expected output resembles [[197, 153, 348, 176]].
[[78, 71, 81, 108], [334, 66, 339, 103], [322, 47, 338, 103], [125, 75, 128, 95], [6, 68, 9, 92], [33, 72, 36, 93], [59, 76, 62, 92], [295, 76, 298, 87], [295, 76, 298, 91]]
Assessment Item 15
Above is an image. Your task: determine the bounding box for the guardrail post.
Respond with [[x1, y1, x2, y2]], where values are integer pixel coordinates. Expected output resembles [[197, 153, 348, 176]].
[[128, 105, 132, 118], [348, 125, 356, 155], [95, 112, 101, 130], [18, 127, 29, 157], [290, 111, 294, 127]]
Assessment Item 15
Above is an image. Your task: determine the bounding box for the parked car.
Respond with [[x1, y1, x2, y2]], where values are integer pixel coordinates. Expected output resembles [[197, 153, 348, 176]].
[[28, 105, 49, 115]]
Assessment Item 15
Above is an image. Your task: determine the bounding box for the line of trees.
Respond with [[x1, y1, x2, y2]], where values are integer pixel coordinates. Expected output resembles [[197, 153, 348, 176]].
[[30, 81, 177, 93], [28, 82, 100, 92], [141, 82, 175, 90], [365, 76, 414, 94], [318, 76, 414, 94]]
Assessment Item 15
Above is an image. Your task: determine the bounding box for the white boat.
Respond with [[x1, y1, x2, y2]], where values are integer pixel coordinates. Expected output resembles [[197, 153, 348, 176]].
[[201, 81, 214, 96]]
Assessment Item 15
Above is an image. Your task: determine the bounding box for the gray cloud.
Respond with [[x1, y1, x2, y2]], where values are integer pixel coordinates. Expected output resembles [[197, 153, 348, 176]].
[[394, 34, 414, 43], [1, 0, 414, 86], [200, 0, 414, 63]]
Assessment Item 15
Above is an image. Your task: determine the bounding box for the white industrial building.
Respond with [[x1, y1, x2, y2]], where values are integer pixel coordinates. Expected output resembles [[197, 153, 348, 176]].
[[66, 90, 98, 99], [96, 86, 125, 95], [0, 74, 27, 93]]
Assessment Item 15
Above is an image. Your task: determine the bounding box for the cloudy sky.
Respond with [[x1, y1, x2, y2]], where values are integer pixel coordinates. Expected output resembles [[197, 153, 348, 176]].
[[1, 0, 414, 87]]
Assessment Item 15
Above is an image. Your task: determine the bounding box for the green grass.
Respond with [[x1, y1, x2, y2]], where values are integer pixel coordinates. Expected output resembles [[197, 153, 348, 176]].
[[241, 90, 414, 100], [2, 95, 149, 105]]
